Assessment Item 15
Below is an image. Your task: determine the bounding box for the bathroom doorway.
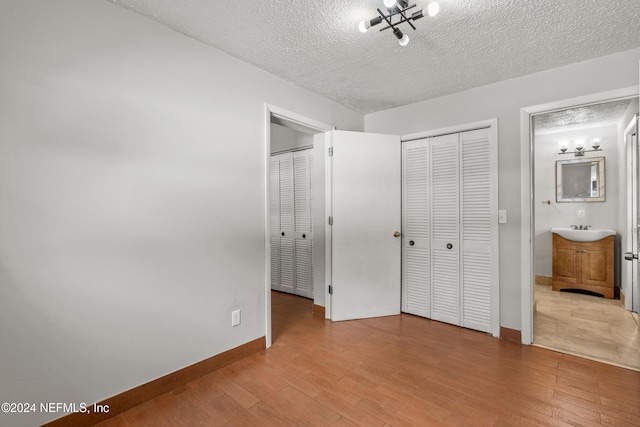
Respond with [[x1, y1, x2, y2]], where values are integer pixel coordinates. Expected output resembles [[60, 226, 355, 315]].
[[531, 96, 640, 370]]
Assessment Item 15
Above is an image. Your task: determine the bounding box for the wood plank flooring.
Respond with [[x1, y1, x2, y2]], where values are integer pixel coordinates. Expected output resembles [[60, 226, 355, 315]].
[[96, 291, 640, 426]]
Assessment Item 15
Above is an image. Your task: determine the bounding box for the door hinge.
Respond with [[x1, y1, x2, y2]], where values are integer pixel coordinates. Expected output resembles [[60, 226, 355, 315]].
[[328, 147, 333, 156], [328, 216, 333, 226], [328, 285, 333, 295]]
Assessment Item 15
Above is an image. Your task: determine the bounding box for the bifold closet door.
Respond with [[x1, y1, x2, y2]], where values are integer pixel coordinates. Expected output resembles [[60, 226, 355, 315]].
[[430, 134, 460, 326], [293, 150, 313, 299], [270, 153, 295, 294], [270, 150, 314, 298], [402, 140, 431, 318], [460, 128, 497, 333], [402, 127, 497, 335]]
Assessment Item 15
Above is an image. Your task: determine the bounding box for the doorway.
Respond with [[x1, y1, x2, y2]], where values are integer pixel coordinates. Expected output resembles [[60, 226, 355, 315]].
[[264, 105, 333, 348], [524, 91, 640, 370]]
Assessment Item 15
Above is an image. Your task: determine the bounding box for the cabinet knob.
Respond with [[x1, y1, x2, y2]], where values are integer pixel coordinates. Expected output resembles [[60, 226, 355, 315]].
[[447, 243, 453, 250], [409, 240, 415, 246]]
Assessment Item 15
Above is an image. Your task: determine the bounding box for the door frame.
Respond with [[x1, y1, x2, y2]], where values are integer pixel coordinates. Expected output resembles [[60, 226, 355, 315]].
[[264, 104, 333, 348], [519, 86, 639, 345]]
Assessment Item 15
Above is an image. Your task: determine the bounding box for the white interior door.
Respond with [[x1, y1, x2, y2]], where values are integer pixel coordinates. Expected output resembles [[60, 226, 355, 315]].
[[328, 130, 401, 321], [634, 116, 640, 313]]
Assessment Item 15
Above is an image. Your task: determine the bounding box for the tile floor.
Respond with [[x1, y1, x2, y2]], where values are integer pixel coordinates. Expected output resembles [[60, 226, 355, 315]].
[[534, 284, 640, 371]]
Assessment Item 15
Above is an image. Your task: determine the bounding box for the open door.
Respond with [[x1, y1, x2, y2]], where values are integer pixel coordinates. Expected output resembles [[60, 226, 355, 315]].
[[624, 114, 640, 313], [327, 130, 401, 321]]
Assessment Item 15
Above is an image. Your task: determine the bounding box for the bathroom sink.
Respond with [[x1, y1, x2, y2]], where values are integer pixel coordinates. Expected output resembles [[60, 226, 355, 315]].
[[550, 227, 616, 242]]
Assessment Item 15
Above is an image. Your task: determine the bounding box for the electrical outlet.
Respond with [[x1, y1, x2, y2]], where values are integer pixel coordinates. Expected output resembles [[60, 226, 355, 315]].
[[232, 310, 241, 327]]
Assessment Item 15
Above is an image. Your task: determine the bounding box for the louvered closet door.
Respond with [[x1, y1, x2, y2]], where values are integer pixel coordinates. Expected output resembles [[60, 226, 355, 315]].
[[460, 128, 496, 333], [402, 140, 431, 317], [293, 150, 313, 299], [430, 134, 460, 326], [270, 156, 281, 291], [277, 153, 296, 294]]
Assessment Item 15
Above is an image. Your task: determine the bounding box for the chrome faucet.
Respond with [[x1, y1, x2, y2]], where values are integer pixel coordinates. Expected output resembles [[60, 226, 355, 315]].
[[570, 225, 591, 230]]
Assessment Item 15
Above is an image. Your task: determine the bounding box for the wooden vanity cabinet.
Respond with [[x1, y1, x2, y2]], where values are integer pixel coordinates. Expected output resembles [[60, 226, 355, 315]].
[[552, 234, 614, 298]]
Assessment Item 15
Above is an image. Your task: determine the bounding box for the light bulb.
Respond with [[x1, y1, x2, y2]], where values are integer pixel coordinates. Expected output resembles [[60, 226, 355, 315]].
[[575, 139, 585, 151], [559, 142, 568, 153], [427, 2, 440, 16], [592, 137, 601, 149], [358, 20, 369, 33], [399, 34, 410, 46], [383, 0, 397, 8]]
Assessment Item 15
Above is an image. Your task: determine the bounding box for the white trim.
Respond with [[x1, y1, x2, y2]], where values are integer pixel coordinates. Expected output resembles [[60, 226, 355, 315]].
[[402, 119, 496, 142], [264, 104, 334, 347], [325, 132, 333, 320], [519, 85, 639, 345]]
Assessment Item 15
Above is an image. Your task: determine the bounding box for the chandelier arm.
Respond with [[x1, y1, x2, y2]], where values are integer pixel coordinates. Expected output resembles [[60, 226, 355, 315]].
[[379, 15, 418, 31], [377, 7, 396, 31], [399, 9, 416, 30]]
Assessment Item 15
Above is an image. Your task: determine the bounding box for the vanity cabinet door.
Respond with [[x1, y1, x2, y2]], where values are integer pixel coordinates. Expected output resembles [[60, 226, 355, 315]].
[[552, 235, 581, 285], [581, 238, 614, 296]]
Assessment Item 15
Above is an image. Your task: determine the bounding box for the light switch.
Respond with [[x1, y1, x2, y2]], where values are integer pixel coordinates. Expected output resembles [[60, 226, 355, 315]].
[[578, 209, 585, 219], [498, 210, 507, 224], [232, 310, 241, 327]]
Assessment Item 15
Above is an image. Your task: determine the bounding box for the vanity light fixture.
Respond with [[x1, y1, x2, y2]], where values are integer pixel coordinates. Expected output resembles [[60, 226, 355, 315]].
[[558, 138, 603, 157], [358, 0, 440, 46]]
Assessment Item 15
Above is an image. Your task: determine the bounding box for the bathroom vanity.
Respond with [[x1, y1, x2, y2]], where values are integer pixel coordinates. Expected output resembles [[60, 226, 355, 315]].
[[551, 228, 615, 298]]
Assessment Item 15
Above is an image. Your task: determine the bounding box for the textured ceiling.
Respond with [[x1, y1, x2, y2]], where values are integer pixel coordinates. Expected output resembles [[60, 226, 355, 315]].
[[534, 98, 636, 134], [107, 0, 640, 114]]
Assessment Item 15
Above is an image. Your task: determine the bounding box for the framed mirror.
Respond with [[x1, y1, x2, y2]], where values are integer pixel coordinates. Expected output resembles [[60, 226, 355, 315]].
[[556, 157, 605, 202]]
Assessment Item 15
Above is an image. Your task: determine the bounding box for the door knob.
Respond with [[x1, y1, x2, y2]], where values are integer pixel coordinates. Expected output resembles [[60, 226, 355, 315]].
[[394, 231, 401, 238], [624, 252, 638, 261], [409, 240, 415, 246], [447, 243, 453, 249]]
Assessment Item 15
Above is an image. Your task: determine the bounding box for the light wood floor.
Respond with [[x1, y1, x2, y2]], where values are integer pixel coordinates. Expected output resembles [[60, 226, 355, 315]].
[[97, 291, 640, 426], [534, 284, 640, 372]]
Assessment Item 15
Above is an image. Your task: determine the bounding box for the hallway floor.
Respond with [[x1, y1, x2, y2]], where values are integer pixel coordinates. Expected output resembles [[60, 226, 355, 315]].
[[534, 284, 640, 371]]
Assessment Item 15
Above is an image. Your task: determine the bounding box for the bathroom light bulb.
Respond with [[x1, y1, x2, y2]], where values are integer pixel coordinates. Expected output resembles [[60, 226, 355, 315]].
[[592, 137, 601, 150], [575, 139, 585, 151], [384, 0, 397, 8], [427, 2, 440, 16], [358, 20, 369, 33], [399, 34, 410, 46], [559, 142, 568, 153]]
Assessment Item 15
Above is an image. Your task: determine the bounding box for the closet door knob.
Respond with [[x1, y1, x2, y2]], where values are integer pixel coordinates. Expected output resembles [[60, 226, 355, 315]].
[[409, 240, 415, 246], [394, 231, 401, 238], [302, 234, 306, 239], [281, 232, 285, 236], [446, 243, 453, 250]]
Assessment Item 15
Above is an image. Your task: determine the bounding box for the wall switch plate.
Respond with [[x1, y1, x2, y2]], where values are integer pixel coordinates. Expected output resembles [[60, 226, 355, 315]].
[[232, 310, 241, 327], [498, 210, 507, 224], [578, 209, 585, 219]]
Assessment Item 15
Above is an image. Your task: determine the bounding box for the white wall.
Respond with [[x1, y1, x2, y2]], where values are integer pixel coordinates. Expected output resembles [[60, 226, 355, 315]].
[[0, 1, 362, 425], [365, 47, 640, 330], [534, 125, 619, 278]]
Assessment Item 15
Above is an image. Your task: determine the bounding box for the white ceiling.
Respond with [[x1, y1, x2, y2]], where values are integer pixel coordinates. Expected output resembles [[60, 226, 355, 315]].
[[534, 98, 637, 134], [107, 0, 640, 114]]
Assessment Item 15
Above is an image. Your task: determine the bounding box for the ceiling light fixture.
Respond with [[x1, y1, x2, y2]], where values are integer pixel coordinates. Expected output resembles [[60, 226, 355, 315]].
[[558, 138, 603, 157], [358, 0, 440, 46]]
